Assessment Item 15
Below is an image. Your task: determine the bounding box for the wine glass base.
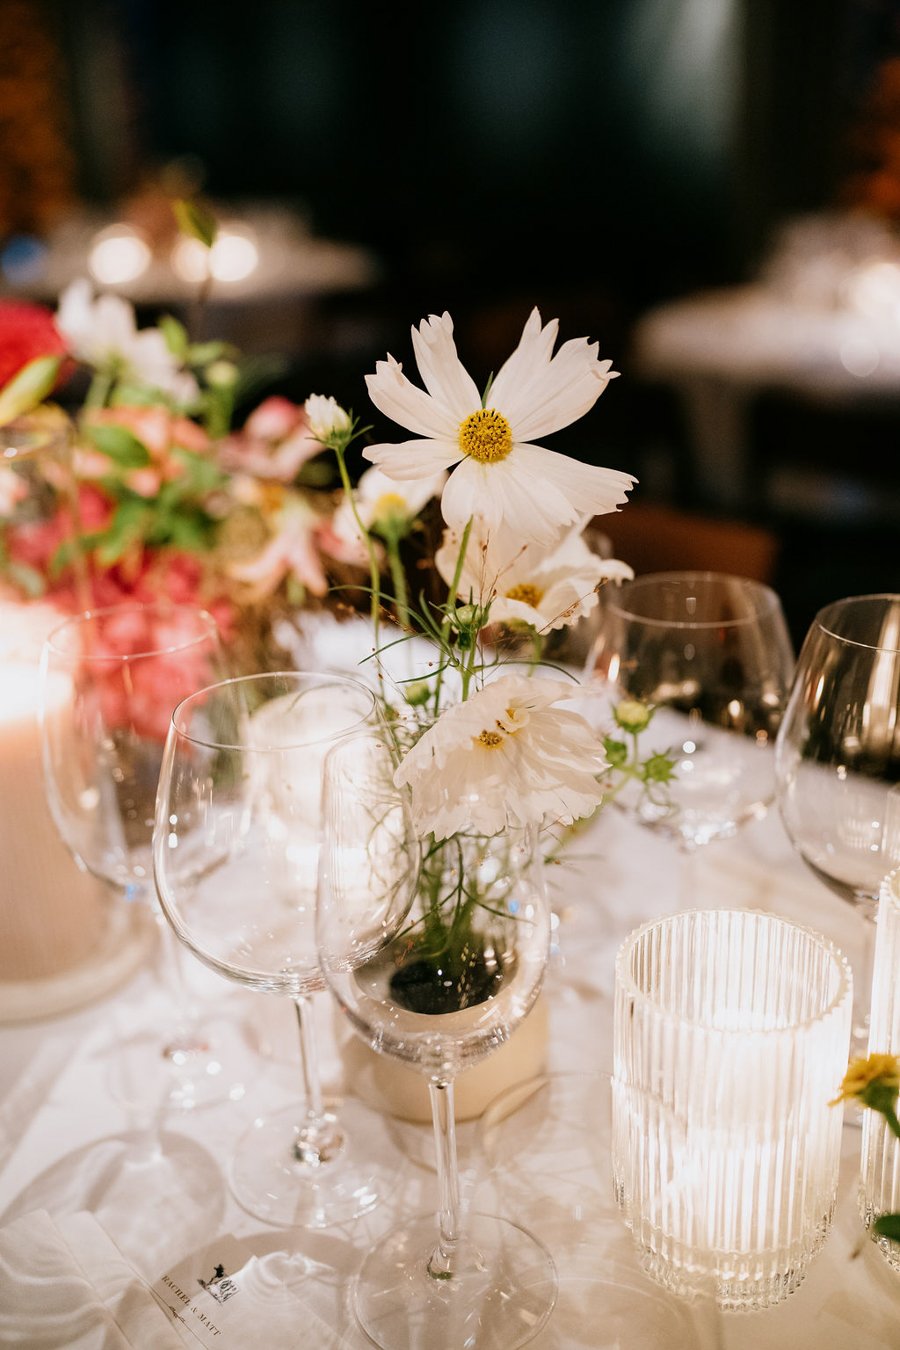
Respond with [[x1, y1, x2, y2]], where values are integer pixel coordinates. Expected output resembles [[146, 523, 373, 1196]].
[[479, 1072, 619, 1227], [229, 1095, 403, 1229], [108, 1015, 255, 1112], [354, 1212, 557, 1350]]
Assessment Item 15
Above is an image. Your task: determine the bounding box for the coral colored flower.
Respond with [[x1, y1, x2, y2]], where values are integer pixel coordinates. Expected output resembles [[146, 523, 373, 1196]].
[[394, 673, 608, 840], [364, 309, 635, 545], [436, 523, 632, 632], [228, 497, 328, 599]]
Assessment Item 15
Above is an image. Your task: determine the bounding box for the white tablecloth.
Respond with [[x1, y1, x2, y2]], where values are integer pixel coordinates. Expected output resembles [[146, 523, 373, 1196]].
[[0, 809, 897, 1348]]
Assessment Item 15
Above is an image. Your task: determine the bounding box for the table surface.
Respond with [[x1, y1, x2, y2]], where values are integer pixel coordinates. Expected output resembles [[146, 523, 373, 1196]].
[[0, 808, 897, 1349], [632, 284, 900, 401]]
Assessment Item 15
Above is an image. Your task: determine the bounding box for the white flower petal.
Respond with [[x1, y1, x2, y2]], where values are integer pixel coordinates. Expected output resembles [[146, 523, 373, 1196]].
[[410, 313, 482, 424], [366, 356, 459, 440], [363, 438, 462, 480], [513, 443, 635, 519], [440, 454, 574, 545], [395, 674, 606, 839], [488, 308, 558, 412]]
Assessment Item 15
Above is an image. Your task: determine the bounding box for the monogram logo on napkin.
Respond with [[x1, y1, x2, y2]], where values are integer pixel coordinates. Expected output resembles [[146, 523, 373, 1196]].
[[197, 1263, 239, 1305]]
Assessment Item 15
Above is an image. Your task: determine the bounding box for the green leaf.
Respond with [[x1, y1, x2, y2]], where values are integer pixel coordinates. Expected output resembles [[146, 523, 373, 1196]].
[[169, 447, 226, 495], [873, 1213, 900, 1242], [642, 751, 677, 785], [159, 314, 189, 359], [603, 736, 629, 769], [188, 341, 232, 366], [0, 355, 61, 425], [5, 559, 46, 597], [172, 198, 218, 249], [94, 499, 152, 565], [84, 423, 152, 468]]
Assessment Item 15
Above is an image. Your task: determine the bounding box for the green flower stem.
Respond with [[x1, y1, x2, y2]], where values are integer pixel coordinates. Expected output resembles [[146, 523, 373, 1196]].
[[332, 441, 382, 644], [84, 369, 113, 411], [884, 1105, 900, 1142], [434, 516, 473, 717], [384, 528, 410, 630]]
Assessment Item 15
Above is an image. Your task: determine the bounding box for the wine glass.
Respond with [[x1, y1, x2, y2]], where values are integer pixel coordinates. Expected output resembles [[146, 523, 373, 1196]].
[[775, 593, 900, 1041], [317, 732, 558, 1349], [39, 601, 247, 1109], [589, 571, 794, 854], [153, 671, 404, 1228]]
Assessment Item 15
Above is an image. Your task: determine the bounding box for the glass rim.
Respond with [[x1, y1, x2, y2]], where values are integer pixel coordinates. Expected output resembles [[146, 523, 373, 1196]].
[[882, 868, 900, 905], [605, 571, 782, 631], [615, 908, 853, 1036], [814, 594, 900, 655], [170, 669, 377, 752], [45, 601, 219, 661]]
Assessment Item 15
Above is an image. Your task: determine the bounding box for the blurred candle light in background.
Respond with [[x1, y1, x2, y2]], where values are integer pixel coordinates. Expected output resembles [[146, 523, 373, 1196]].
[[88, 224, 152, 286], [171, 223, 259, 284]]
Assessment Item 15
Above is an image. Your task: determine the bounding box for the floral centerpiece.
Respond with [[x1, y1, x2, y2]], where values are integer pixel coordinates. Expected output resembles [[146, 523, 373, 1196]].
[[0, 241, 651, 1016], [300, 308, 639, 1017]]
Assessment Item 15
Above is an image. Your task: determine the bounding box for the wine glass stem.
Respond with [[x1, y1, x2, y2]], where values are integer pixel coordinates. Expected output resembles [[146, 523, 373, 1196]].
[[153, 904, 202, 1048], [292, 993, 343, 1164], [427, 1078, 461, 1279]]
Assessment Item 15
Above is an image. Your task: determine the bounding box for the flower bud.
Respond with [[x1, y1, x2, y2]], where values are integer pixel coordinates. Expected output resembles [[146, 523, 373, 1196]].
[[614, 698, 652, 733]]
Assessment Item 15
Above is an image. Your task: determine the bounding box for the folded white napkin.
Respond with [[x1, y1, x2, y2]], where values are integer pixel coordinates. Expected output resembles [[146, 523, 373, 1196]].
[[0, 1209, 185, 1348]]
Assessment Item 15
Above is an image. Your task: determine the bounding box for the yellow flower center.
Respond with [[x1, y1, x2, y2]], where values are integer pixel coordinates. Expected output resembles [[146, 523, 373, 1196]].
[[375, 491, 407, 513], [505, 582, 543, 608], [458, 408, 513, 464], [476, 729, 504, 748]]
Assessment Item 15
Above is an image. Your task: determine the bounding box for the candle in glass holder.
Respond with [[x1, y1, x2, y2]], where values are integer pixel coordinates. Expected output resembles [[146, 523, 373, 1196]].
[[614, 908, 852, 1311]]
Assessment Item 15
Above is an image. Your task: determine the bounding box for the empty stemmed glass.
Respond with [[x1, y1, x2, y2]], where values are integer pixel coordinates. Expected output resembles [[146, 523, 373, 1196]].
[[317, 732, 557, 1349], [39, 601, 247, 1109], [153, 671, 404, 1228], [589, 572, 794, 858], [775, 594, 900, 1042]]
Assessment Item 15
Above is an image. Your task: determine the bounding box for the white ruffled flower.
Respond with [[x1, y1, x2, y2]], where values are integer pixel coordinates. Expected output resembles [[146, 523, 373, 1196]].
[[364, 308, 635, 546], [304, 394, 352, 442], [332, 464, 446, 548], [436, 524, 633, 632], [394, 673, 608, 840], [56, 280, 197, 401]]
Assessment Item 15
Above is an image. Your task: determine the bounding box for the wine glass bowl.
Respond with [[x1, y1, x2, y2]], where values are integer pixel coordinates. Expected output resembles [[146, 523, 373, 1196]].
[[317, 735, 557, 1349], [153, 671, 406, 1228], [775, 594, 900, 916], [589, 571, 794, 851], [39, 601, 246, 1110]]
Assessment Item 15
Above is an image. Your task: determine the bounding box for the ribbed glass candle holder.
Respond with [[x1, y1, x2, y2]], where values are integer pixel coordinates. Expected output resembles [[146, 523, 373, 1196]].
[[861, 869, 900, 1269], [614, 909, 852, 1311]]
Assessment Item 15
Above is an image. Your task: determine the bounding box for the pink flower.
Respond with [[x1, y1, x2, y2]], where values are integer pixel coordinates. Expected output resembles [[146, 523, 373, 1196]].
[[219, 398, 323, 483], [245, 396, 304, 441], [228, 500, 329, 599]]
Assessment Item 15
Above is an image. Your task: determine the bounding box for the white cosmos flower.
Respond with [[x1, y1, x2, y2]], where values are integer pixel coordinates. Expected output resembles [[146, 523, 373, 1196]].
[[394, 673, 608, 840], [56, 279, 197, 401], [436, 523, 633, 632], [363, 308, 635, 546], [332, 464, 446, 548], [304, 394, 352, 442]]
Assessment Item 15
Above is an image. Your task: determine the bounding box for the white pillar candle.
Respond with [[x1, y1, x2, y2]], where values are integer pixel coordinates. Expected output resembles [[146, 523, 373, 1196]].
[[0, 601, 109, 988]]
